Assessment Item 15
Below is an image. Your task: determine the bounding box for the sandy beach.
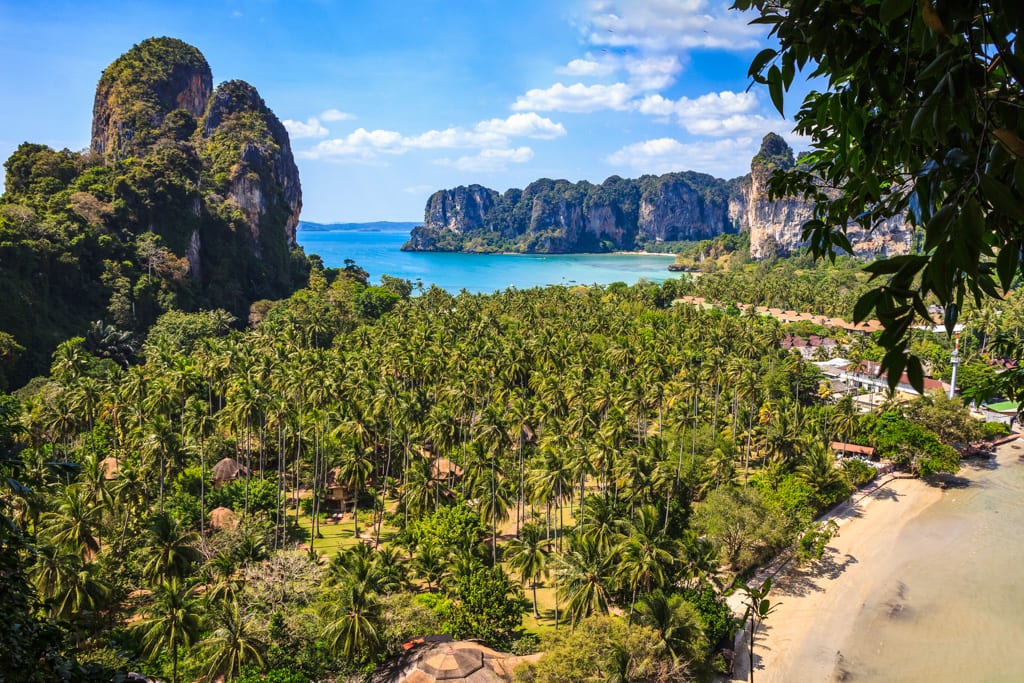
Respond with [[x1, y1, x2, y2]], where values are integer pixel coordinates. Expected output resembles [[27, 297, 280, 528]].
[[731, 439, 1024, 682]]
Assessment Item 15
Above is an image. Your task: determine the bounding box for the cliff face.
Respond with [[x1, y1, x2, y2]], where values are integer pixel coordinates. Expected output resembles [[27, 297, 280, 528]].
[[0, 37, 308, 385], [405, 172, 737, 253], [744, 134, 912, 259], [637, 175, 732, 242], [91, 37, 213, 159], [199, 80, 303, 250], [406, 133, 913, 258], [86, 39, 303, 306]]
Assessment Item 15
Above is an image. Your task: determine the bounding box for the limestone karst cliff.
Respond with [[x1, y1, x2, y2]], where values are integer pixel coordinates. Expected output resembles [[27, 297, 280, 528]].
[[744, 133, 912, 259], [405, 172, 744, 253], [404, 133, 913, 259], [0, 37, 307, 386], [86, 37, 304, 300]]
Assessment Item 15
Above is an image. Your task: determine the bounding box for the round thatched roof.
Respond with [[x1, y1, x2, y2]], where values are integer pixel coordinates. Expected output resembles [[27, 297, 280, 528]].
[[99, 456, 120, 480], [209, 506, 239, 530], [212, 457, 250, 483], [377, 640, 512, 683]]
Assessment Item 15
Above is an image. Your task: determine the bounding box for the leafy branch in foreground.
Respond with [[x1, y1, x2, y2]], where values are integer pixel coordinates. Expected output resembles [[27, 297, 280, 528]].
[[735, 0, 1024, 397]]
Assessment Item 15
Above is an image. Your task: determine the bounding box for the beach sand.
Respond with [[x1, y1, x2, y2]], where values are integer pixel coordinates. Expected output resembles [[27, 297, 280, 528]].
[[732, 440, 1024, 682]]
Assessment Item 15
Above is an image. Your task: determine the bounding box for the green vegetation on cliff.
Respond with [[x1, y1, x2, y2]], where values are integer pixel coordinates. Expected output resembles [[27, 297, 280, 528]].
[[0, 38, 307, 388], [404, 171, 745, 254]]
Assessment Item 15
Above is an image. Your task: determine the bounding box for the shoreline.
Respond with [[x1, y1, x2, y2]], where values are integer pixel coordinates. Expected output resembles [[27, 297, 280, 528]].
[[730, 440, 1022, 682]]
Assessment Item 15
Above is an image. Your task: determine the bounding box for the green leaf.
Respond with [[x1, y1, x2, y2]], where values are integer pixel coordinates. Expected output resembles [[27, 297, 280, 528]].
[[882, 349, 907, 392], [944, 303, 959, 335], [980, 174, 1024, 221], [923, 204, 955, 251], [997, 243, 1019, 292], [854, 290, 881, 323], [749, 48, 777, 78], [905, 355, 924, 394], [768, 65, 785, 117]]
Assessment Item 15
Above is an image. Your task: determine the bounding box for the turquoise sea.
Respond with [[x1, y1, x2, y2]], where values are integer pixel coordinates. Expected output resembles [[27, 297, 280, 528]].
[[296, 227, 679, 294]]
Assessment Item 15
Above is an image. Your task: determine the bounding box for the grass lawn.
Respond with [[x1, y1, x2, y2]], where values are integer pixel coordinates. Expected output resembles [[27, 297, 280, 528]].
[[289, 500, 404, 558]]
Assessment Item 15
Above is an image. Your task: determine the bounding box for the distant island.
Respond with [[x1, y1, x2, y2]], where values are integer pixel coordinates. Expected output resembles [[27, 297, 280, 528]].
[[402, 133, 912, 260], [299, 220, 419, 232]]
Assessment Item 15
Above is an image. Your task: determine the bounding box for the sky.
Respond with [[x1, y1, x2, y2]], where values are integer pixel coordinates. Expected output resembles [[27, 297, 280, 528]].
[[0, 0, 810, 223]]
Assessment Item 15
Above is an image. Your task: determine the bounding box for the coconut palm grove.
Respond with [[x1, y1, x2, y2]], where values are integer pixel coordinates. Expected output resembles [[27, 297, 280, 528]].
[[4, 1, 1024, 681]]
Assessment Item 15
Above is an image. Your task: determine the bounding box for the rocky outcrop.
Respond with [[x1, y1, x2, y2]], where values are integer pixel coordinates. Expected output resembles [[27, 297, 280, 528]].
[[637, 174, 733, 242], [91, 37, 213, 159], [199, 80, 303, 250], [744, 134, 912, 259], [404, 173, 737, 253], [425, 184, 499, 233], [405, 133, 914, 258], [90, 39, 305, 309]]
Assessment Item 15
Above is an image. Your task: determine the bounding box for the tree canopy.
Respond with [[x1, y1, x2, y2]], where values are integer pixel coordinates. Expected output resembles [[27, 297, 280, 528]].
[[735, 0, 1024, 397]]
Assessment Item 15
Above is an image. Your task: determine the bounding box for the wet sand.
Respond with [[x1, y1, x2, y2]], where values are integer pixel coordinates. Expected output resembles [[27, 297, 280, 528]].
[[736, 440, 1024, 682]]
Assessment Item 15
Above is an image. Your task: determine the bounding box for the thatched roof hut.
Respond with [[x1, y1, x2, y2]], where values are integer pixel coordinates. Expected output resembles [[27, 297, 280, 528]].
[[374, 639, 516, 683], [212, 457, 250, 486], [208, 506, 239, 531], [431, 457, 464, 481]]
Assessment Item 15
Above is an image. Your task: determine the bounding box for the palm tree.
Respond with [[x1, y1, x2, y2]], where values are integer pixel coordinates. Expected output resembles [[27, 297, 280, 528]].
[[616, 505, 679, 621], [336, 441, 373, 538], [30, 543, 110, 621], [194, 600, 265, 682], [320, 580, 383, 661], [798, 442, 845, 501], [504, 522, 549, 617], [635, 589, 707, 666], [141, 511, 201, 584], [554, 534, 613, 629], [40, 483, 103, 560], [136, 578, 202, 683], [412, 541, 446, 592]]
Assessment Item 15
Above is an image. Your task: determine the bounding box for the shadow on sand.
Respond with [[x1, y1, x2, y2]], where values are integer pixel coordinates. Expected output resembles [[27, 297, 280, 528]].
[[771, 548, 859, 598]]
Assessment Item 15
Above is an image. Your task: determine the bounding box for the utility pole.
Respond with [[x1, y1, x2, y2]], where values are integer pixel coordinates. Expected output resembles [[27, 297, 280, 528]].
[[948, 335, 960, 399]]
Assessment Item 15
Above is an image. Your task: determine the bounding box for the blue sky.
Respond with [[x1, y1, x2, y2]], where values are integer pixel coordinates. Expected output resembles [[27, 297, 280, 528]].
[[0, 0, 807, 222]]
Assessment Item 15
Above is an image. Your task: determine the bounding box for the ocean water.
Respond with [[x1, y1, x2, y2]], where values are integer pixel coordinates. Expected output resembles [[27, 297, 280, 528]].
[[838, 447, 1024, 682], [296, 228, 679, 294]]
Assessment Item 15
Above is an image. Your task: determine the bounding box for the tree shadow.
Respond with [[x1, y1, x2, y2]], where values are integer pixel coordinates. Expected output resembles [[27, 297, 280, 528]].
[[771, 549, 858, 598], [961, 455, 998, 471], [869, 486, 903, 502], [925, 473, 971, 489]]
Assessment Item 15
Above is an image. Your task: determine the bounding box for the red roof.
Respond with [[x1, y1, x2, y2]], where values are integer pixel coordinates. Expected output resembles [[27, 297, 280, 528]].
[[830, 441, 876, 457]]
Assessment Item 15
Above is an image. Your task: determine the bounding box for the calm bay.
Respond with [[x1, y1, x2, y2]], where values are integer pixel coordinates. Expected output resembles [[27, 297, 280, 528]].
[[296, 227, 679, 293]]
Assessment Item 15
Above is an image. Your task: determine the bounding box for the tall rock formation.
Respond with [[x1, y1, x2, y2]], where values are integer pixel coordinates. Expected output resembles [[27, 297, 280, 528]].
[[91, 37, 213, 159], [404, 133, 913, 259], [405, 172, 740, 253], [87, 37, 303, 306], [0, 37, 308, 385], [744, 134, 913, 259]]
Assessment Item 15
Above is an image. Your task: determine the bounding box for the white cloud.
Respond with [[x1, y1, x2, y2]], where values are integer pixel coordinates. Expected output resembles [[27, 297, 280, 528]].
[[475, 113, 566, 139], [300, 128, 405, 160], [586, 0, 762, 52], [439, 147, 535, 173], [632, 90, 777, 137], [512, 82, 634, 113], [624, 55, 682, 90], [298, 115, 563, 162], [283, 117, 329, 139], [321, 108, 356, 122], [606, 136, 759, 177], [558, 58, 617, 77]]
